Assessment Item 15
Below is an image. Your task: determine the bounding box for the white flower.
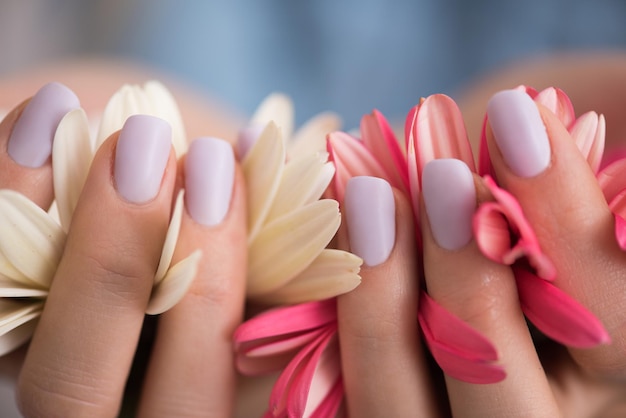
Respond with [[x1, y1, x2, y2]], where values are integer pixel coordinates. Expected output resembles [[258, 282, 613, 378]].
[[243, 94, 362, 305], [0, 81, 200, 356]]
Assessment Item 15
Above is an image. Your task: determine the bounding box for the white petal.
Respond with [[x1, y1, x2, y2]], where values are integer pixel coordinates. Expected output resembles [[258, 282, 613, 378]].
[[266, 152, 335, 222], [288, 112, 342, 158], [0, 300, 43, 331], [144, 81, 188, 156], [242, 122, 285, 242], [155, 191, 184, 285], [251, 93, 294, 146], [0, 316, 39, 357], [255, 249, 362, 305], [53, 108, 94, 232], [0, 276, 47, 297], [247, 200, 341, 296], [0, 190, 65, 288], [146, 250, 202, 315]]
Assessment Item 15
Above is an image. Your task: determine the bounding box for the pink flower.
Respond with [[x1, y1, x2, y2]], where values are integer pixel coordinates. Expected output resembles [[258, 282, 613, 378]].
[[474, 86, 610, 348], [234, 300, 342, 417]]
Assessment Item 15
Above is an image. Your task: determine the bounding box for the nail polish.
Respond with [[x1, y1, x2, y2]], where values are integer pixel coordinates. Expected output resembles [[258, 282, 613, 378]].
[[344, 176, 395, 267], [487, 90, 551, 177], [114, 115, 172, 204], [422, 159, 475, 250], [8, 82, 80, 168], [185, 137, 235, 226]]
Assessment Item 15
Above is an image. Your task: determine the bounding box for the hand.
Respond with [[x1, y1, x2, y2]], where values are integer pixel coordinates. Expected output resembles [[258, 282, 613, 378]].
[[334, 90, 626, 417], [0, 83, 248, 417]]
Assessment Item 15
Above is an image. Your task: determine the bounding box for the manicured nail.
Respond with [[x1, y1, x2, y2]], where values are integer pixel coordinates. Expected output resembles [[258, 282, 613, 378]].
[[344, 176, 395, 267], [114, 115, 171, 204], [237, 124, 264, 159], [487, 90, 551, 177], [422, 159, 475, 250], [8, 82, 80, 168], [185, 137, 235, 226]]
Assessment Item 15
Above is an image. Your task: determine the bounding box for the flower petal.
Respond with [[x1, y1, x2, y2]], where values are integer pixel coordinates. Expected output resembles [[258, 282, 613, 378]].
[[413, 94, 476, 177], [254, 249, 362, 305], [597, 158, 626, 205], [96, 82, 187, 155], [570, 111, 605, 174], [479, 177, 556, 281], [52, 108, 93, 233], [0, 190, 65, 288], [143, 80, 188, 156], [0, 300, 43, 331], [248, 200, 341, 296], [233, 299, 337, 347], [360, 109, 409, 193], [419, 293, 505, 383], [154, 191, 184, 284], [251, 93, 294, 147], [266, 152, 335, 223], [237, 328, 328, 376], [145, 250, 202, 315], [614, 214, 626, 250], [242, 122, 285, 242], [0, 316, 39, 357], [0, 276, 48, 297], [288, 112, 342, 158], [534, 87, 575, 129], [515, 268, 611, 348], [418, 292, 499, 361], [326, 131, 387, 202]]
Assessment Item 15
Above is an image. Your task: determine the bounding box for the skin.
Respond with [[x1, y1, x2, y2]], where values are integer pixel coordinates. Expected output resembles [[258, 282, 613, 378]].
[[0, 54, 626, 416]]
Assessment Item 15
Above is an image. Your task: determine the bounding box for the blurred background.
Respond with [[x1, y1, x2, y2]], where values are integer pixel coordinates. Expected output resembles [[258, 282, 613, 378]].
[[1, 0, 626, 129]]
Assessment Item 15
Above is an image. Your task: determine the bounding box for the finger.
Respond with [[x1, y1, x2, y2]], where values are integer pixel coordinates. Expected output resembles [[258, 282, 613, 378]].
[[337, 176, 440, 418], [0, 82, 79, 207], [17, 115, 176, 417], [485, 90, 625, 377], [137, 137, 247, 417], [421, 159, 560, 417]]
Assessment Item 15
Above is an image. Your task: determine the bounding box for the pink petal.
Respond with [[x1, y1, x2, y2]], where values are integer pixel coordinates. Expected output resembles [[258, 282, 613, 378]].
[[418, 292, 499, 361], [474, 201, 512, 263], [597, 158, 626, 205], [419, 293, 505, 384], [477, 115, 496, 178], [614, 214, 626, 250], [327, 131, 387, 201], [360, 110, 410, 193], [514, 84, 539, 98], [480, 177, 556, 281], [234, 299, 336, 348], [237, 346, 304, 376], [308, 378, 343, 418], [269, 326, 338, 417], [515, 268, 611, 348], [569, 112, 606, 174], [534, 87, 575, 129], [413, 94, 476, 178]]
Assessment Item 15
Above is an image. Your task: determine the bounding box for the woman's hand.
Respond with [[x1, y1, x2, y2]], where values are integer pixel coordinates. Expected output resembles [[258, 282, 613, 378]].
[[335, 89, 626, 417], [0, 83, 248, 417]]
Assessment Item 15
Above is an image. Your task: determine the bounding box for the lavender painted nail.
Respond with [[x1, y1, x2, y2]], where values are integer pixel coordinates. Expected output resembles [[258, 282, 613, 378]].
[[8, 82, 80, 168], [114, 115, 172, 204], [185, 137, 235, 226], [422, 159, 475, 250], [487, 90, 551, 178], [344, 176, 395, 267]]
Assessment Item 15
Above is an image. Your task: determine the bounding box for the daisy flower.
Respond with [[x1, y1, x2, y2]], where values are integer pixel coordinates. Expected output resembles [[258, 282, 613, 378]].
[[0, 81, 201, 356]]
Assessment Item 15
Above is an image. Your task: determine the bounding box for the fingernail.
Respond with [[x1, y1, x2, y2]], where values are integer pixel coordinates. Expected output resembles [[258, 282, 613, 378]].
[[185, 137, 235, 226], [422, 159, 475, 250], [237, 124, 264, 159], [487, 90, 551, 177], [8, 82, 80, 168], [114, 115, 171, 204], [344, 176, 395, 267]]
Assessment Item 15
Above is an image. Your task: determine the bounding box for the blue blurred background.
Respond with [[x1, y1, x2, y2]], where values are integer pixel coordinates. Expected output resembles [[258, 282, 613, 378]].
[[1, 0, 625, 127]]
